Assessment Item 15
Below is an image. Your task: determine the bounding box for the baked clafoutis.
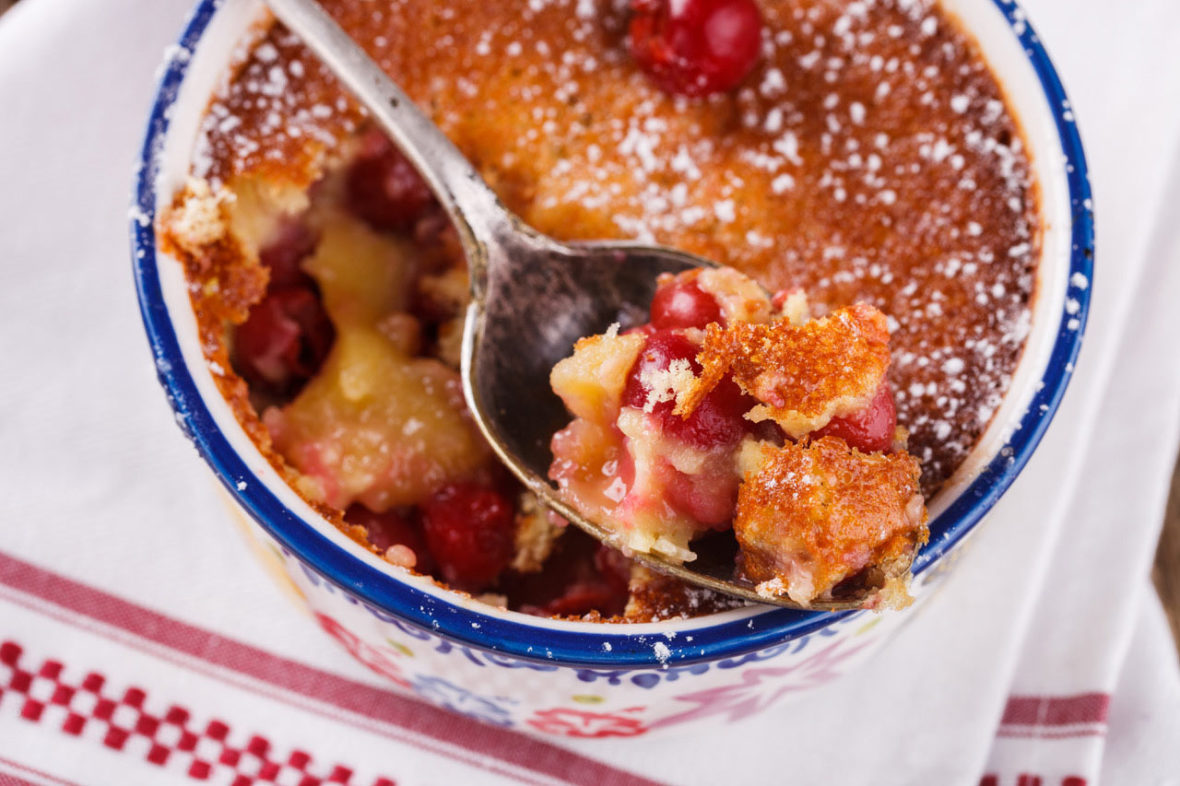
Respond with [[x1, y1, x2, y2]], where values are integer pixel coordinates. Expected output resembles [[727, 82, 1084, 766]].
[[161, 0, 1038, 621]]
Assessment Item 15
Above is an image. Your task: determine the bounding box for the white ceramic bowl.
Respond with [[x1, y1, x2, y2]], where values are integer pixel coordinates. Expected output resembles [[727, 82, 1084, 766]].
[[132, 0, 1093, 737]]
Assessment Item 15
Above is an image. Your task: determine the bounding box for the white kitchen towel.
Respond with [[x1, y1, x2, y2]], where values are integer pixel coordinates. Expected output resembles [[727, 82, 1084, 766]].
[[0, 0, 1178, 784], [980, 139, 1180, 785]]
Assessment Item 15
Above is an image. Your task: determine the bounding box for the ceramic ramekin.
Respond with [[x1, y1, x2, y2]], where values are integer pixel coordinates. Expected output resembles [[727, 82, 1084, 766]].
[[131, 0, 1093, 737]]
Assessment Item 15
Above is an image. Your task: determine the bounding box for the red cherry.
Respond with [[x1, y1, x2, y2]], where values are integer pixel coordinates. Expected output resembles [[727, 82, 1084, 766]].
[[537, 545, 630, 616], [346, 128, 436, 232], [813, 381, 897, 453], [259, 220, 318, 289], [344, 504, 434, 573], [650, 279, 723, 330], [628, 0, 764, 97], [622, 331, 752, 449], [234, 287, 335, 396], [421, 483, 517, 591]]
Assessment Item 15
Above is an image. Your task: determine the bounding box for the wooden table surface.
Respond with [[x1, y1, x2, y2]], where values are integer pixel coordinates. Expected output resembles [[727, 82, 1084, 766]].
[[0, 0, 1176, 653], [1153, 457, 1180, 649]]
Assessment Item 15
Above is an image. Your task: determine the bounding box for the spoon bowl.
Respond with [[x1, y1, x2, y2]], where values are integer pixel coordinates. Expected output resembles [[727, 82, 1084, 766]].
[[266, 0, 879, 611], [463, 235, 708, 486], [460, 230, 875, 610]]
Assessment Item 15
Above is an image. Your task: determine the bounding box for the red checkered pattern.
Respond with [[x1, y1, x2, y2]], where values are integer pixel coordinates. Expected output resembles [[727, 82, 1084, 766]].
[[979, 775, 1089, 786], [0, 640, 396, 786]]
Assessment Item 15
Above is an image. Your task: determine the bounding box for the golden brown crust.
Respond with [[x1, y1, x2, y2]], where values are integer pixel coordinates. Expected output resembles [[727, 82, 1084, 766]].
[[679, 303, 891, 437], [159, 182, 269, 327], [734, 436, 928, 608]]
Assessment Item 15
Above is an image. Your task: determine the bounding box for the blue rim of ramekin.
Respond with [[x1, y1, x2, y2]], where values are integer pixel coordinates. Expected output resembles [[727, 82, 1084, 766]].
[[132, 0, 1094, 669]]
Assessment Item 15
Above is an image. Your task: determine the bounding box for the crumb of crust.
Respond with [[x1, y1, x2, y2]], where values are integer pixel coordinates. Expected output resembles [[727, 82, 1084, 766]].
[[775, 290, 811, 326], [164, 177, 232, 254], [382, 544, 417, 569], [694, 267, 773, 325], [511, 492, 567, 573], [735, 436, 927, 609], [679, 303, 891, 438], [866, 573, 913, 611], [637, 358, 696, 413], [753, 576, 787, 599], [624, 565, 748, 622], [474, 593, 509, 609]]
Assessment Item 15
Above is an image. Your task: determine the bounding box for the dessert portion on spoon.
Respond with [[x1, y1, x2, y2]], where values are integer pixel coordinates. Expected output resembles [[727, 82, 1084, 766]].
[[550, 268, 928, 608]]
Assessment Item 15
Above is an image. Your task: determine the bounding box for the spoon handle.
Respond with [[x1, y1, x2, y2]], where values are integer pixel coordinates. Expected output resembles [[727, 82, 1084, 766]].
[[264, 0, 511, 267]]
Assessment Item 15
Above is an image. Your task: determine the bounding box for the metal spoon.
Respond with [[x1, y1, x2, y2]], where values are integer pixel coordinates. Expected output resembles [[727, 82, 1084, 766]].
[[265, 0, 870, 611]]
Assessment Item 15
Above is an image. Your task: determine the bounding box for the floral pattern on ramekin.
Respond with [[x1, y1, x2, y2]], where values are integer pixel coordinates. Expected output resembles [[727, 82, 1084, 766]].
[[280, 533, 916, 735]]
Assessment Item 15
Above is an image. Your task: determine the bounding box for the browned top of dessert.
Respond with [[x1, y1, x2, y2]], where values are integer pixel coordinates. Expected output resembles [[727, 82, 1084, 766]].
[[735, 435, 926, 608], [684, 301, 891, 436], [194, 0, 1037, 494]]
